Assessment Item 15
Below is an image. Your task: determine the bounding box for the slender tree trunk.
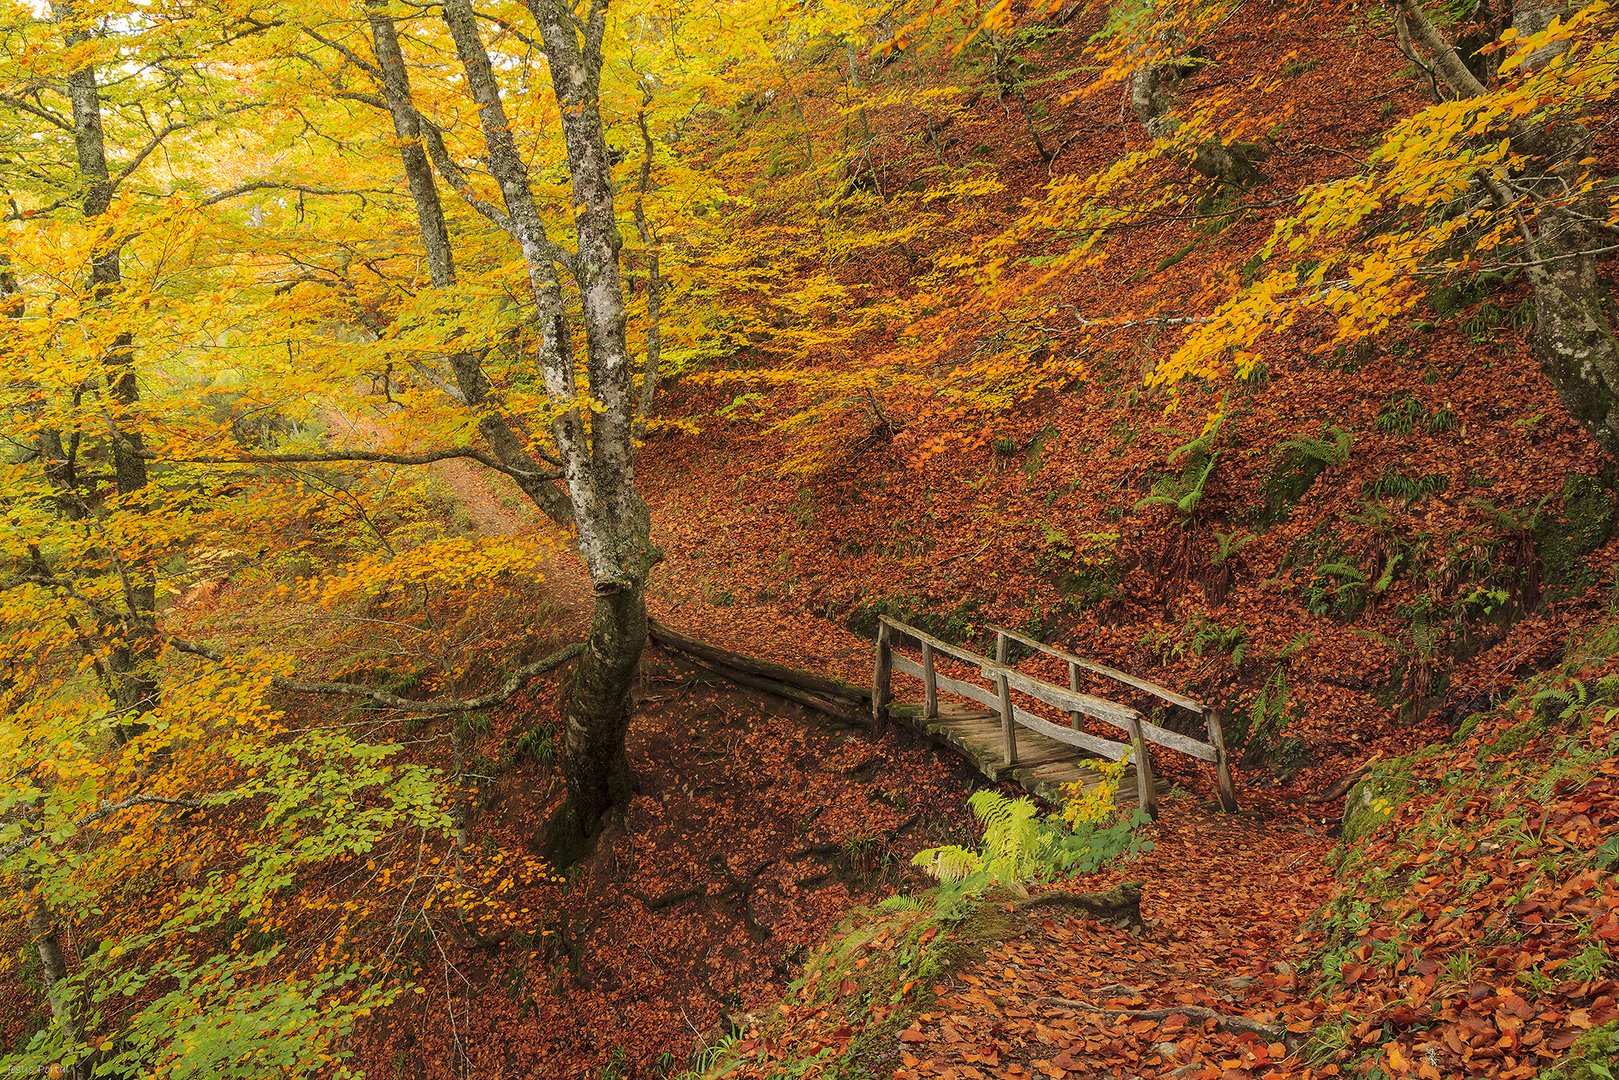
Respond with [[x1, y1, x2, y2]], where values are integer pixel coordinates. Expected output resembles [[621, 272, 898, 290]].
[[633, 108, 662, 424], [366, 3, 573, 524], [528, 0, 659, 861], [438, 0, 656, 863], [25, 883, 87, 1079], [55, 2, 159, 737]]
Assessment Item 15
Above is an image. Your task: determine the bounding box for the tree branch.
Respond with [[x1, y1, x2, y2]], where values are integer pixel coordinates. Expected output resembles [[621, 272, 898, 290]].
[[166, 638, 586, 713], [200, 181, 392, 207], [152, 445, 563, 479], [1, 795, 211, 861], [1390, 0, 1488, 98], [112, 103, 263, 192]]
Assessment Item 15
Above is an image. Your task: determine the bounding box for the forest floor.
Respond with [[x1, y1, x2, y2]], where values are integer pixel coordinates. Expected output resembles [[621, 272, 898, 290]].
[[713, 799, 1339, 1080], [362, 449, 1360, 1079], [332, 443, 987, 1077], [331, 407, 1616, 1080]]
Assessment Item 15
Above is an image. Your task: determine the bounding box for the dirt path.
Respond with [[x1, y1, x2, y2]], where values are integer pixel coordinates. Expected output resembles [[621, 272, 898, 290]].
[[892, 802, 1334, 1079]]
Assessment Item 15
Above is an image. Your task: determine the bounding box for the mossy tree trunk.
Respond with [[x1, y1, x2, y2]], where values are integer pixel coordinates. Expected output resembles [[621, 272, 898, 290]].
[[1395, 0, 1619, 457]]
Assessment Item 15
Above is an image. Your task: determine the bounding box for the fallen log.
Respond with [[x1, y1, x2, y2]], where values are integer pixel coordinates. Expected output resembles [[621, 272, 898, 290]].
[[648, 618, 871, 721], [1018, 880, 1144, 930]]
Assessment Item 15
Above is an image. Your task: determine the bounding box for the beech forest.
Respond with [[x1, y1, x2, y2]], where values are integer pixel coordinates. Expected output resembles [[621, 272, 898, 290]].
[[2, 0, 1618, 1076]]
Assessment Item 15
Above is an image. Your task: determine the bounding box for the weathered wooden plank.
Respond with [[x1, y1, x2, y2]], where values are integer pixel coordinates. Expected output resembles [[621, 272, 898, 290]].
[[892, 654, 925, 680], [1207, 708, 1239, 813], [989, 666, 1142, 729], [873, 621, 893, 731], [922, 642, 938, 720], [929, 669, 1003, 714], [1128, 712, 1158, 820], [1002, 744, 1086, 769], [1140, 721, 1218, 763], [880, 617, 997, 670], [1013, 706, 1130, 762], [991, 624, 1208, 715], [996, 670, 1017, 767]]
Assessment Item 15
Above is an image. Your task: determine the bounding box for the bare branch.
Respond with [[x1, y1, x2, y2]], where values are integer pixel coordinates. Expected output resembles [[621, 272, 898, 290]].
[[111, 102, 262, 192], [200, 181, 392, 207], [166, 637, 587, 713], [152, 445, 564, 478]]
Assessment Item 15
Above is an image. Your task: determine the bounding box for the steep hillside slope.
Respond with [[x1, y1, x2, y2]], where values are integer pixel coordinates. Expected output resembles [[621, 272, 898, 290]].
[[686, 614, 1619, 1078], [643, 0, 1619, 804]]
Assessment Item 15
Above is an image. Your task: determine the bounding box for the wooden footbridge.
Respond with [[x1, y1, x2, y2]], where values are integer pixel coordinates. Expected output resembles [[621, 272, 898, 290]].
[[872, 619, 1237, 817]]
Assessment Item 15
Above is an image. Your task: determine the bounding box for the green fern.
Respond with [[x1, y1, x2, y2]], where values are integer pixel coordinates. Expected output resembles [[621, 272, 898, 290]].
[[1211, 529, 1255, 566], [913, 790, 1047, 891], [1261, 426, 1351, 525], [1532, 678, 1588, 722], [1136, 416, 1223, 520], [1279, 428, 1351, 467], [876, 894, 926, 913], [914, 788, 1152, 897]]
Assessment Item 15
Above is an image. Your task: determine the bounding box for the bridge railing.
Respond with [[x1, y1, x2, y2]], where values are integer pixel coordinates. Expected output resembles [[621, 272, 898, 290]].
[[873, 616, 1236, 815]]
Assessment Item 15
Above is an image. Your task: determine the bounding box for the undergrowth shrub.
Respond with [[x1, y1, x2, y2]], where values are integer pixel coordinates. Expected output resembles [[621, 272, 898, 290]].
[[912, 762, 1151, 899]]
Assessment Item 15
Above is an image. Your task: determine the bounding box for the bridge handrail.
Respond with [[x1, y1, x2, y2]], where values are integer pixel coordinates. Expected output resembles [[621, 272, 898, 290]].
[[989, 624, 1210, 717], [873, 616, 1237, 813]]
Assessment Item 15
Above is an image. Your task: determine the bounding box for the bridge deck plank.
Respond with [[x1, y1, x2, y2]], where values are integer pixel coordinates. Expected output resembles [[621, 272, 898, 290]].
[[889, 702, 1167, 806]]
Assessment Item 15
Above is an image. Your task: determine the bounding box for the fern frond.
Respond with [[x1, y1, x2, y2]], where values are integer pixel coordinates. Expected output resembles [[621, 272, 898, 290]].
[[913, 845, 983, 883]]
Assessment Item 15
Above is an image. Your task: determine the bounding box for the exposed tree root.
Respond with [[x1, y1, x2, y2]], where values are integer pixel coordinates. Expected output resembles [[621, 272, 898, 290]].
[[1304, 753, 1383, 804], [1017, 880, 1144, 930], [1038, 996, 1301, 1050], [648, 619, 869, 723]]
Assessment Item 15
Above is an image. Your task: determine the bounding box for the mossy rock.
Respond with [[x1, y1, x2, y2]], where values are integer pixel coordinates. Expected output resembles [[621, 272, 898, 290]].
[[1534, 474, 1619, 596], [1341, 761, 1416, 845]]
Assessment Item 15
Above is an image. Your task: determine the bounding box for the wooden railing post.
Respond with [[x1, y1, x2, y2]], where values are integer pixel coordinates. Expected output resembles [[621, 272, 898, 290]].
[[1205, 707, 1238, 812], [1067, 660, 1083, 729], [873, 621, 893, 733], [1127, 713, 1158, 820], [996, 671, 1018, 768], [993, 631, 1017, 767], [921, 642, 938, 721]]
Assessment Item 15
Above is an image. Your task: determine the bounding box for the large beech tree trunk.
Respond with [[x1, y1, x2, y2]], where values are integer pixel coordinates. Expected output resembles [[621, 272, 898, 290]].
[[1127, 35, 1264, 188], [1394, 0, 1619, 457], [437, 0, 656, 864]]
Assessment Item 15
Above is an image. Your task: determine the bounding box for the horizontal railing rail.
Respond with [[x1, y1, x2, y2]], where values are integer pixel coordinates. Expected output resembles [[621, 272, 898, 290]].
[[873, 616, 1237, 814]]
